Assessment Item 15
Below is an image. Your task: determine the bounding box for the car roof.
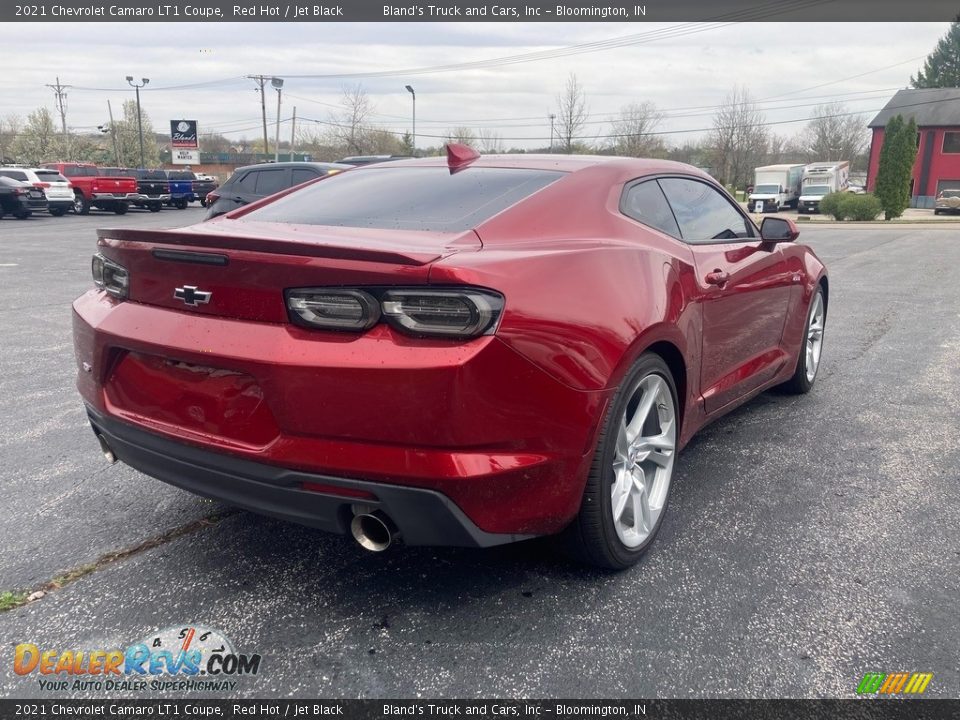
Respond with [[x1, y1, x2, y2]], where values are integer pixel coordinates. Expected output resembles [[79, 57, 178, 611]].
[[232, 161, 353, 173], [357, 153, 713, 180]]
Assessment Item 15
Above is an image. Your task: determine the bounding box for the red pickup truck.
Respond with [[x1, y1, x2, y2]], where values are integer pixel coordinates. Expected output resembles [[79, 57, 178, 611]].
[[41, 162, 138, 215]]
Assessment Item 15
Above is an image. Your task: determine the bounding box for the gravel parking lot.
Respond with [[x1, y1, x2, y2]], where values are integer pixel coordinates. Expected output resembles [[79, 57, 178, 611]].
[[1, 209, 958, 698]]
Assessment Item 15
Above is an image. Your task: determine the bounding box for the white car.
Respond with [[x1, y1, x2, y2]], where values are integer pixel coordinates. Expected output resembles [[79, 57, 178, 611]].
[[0, 166, 74, 216]]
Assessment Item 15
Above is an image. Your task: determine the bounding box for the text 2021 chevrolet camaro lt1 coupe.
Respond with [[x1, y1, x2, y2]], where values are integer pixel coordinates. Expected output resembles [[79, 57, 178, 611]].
[[73, 145, 827, 569]]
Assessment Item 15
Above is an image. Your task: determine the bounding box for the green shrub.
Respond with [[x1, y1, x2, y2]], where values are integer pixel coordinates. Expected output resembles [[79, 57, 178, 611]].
[[842, 193, 882, 221], [818, 192, 847, 220]]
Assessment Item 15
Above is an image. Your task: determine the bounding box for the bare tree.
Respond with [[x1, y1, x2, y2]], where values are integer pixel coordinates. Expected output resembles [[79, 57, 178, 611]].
[[445, 126, 477, 145], [799, 102, 869, 168], [477, 128, 504, 153], [709, 86, 768, 189], [332, 84, 374, 155], [610, 101, 665, 157], [555, 73, 588, 153]]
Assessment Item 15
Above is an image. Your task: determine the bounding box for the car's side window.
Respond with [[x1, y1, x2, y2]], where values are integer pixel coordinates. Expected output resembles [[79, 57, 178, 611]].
[[0, 170, 28, 181], [255, 169, 288, 196], [291, 169, 319, 185], [621, 180, 681, 238], [236, 171, 258, 193], [658, 177, 754, 243]]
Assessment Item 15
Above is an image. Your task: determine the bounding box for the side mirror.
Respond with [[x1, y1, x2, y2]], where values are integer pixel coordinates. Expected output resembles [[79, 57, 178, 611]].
[[760, 216, 799, 242]]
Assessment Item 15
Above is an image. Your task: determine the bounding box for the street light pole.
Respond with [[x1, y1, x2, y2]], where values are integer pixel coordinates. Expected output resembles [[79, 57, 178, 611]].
[[549, 113, 556, 153], [272, 77, 284, 162], [126, 76, 149, 167], [405, 85, 416, 155]]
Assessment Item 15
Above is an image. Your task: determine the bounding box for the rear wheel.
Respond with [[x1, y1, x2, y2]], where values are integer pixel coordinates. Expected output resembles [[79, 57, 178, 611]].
[[175, 198, 188, 209], [73, 192, 90, 215], [113, 202, 129, 215], [780, 286, 826, 394], [49, 207, 67, 217], [565, 353, 678, 569], [149, 202, 161, 213], [14, 209, 31, 219], [200, 199, 207, 208]]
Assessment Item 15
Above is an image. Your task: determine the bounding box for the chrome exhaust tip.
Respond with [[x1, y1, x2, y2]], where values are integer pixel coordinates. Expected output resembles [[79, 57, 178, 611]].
[[350, 511, 394, 552], [94, 432, 117, 464]]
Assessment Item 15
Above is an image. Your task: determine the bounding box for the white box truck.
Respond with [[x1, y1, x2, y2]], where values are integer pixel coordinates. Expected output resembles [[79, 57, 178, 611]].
[[748, 164, 805, 212], [798, 162, 850, 213]]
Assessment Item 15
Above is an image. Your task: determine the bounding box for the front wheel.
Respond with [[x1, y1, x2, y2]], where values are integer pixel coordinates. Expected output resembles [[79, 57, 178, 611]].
[[780, 286, 826, 394], [565, 353, 678, 569], [73, 192, 90, 215]]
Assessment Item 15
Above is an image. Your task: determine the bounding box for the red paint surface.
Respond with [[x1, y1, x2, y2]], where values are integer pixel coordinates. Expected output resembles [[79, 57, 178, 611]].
[[867, 126, 960, 195], [73, 155, 826, 536]]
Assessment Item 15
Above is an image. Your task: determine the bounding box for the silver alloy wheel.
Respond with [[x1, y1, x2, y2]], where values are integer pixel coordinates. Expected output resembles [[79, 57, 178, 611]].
[[611, 373, 676, 548], [805, 292, 825, 382]]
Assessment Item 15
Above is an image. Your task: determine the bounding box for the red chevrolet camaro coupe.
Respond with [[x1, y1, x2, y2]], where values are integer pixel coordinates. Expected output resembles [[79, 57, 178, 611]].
[[73, 145, 827, 569]]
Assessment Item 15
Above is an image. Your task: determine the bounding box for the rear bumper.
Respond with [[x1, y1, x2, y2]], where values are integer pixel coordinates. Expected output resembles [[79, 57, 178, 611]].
[[72, 291, 607, 536], [135, 194, 171, 203], [92, 192, 137, 201], [86, 407, 528, 548]]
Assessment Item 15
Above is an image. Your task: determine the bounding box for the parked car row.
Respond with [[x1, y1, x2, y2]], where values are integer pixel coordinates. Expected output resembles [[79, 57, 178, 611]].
[[0, 163, 220, 220], [1, 155, 397, 221]]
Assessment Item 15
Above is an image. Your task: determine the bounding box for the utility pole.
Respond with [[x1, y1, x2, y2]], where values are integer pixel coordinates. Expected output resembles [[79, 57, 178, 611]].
[[272, 77, 284, 162], [106, 100, 119, 165], [549, 113, 556, 153], [247, 75, 270, 159], [289, 106, 297, 159], [126, 76, 149, 168], [46, 76, 71, 156]]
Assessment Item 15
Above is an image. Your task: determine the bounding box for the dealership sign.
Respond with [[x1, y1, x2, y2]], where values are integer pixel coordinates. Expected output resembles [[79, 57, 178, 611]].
[[170, 119, 198, 148], [171, 149, 200, 165]]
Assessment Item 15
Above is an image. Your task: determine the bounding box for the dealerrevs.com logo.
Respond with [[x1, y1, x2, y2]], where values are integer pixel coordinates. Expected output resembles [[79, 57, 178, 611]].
[[14, 625, 261, 693]]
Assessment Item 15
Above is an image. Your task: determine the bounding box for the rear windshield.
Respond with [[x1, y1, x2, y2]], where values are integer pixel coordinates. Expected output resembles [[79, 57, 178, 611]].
[[137, 170, 168, 180], [34, 170, 68, 183], [99, 168, 129, 176], [245, 167, 564, 232], [0, 170, 29, 181]]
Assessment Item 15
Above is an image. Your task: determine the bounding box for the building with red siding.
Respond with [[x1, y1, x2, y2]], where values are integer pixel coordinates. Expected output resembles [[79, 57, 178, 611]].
[[867, 88, 960, 208]]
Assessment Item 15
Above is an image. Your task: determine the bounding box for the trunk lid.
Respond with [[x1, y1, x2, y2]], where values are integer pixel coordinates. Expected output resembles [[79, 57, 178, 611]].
[[97, 221, 481, 323]]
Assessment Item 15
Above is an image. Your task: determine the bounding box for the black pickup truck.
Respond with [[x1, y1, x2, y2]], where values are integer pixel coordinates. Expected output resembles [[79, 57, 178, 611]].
[[190, 173, 219, 207], [102, 168, 170, 212]]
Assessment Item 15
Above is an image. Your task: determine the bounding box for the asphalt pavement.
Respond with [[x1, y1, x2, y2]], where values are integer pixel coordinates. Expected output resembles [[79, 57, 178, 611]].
[[1, 208, 958, 699]]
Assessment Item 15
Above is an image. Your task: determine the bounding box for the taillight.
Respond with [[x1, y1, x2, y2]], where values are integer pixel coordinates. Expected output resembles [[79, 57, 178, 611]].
[[91, 254, 129, 300], [381, 289, 503, 338], [286, 289, 380, 331], [284, 287, 504, 339], [33, 182, 50, 189], [206, 191, 220, 203]]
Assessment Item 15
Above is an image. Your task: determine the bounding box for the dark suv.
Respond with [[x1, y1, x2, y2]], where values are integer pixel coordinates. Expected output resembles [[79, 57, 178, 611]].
[[204, 161, 351, 220]]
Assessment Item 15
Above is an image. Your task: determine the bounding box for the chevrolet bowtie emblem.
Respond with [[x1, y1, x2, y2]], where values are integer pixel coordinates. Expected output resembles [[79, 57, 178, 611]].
[[174, 285, 212, 306]]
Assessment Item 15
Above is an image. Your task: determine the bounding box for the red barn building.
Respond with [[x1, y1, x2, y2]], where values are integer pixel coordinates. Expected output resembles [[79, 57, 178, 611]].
[[867, 88, 960, 208]]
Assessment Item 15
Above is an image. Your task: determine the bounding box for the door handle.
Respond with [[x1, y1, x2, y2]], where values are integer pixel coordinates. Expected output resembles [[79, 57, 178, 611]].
[[705, 270, 729, 286]]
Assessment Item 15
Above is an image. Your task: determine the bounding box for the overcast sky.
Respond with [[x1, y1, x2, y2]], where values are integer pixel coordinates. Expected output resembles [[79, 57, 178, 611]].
[[2, 21, 950, 150]]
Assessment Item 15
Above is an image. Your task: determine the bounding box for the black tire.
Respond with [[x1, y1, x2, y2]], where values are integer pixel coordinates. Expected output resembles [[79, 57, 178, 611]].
[[113, 203, 129, 215], [73, 192, 90, 215], [779, 285, 826, 395], [200, 199, 207, 208], [176, 198, 188, 210], [149, 203, 162, 213], [564, 352, 678, 570], [49, 207, 67, 217], [14, 209, 31, 220]]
